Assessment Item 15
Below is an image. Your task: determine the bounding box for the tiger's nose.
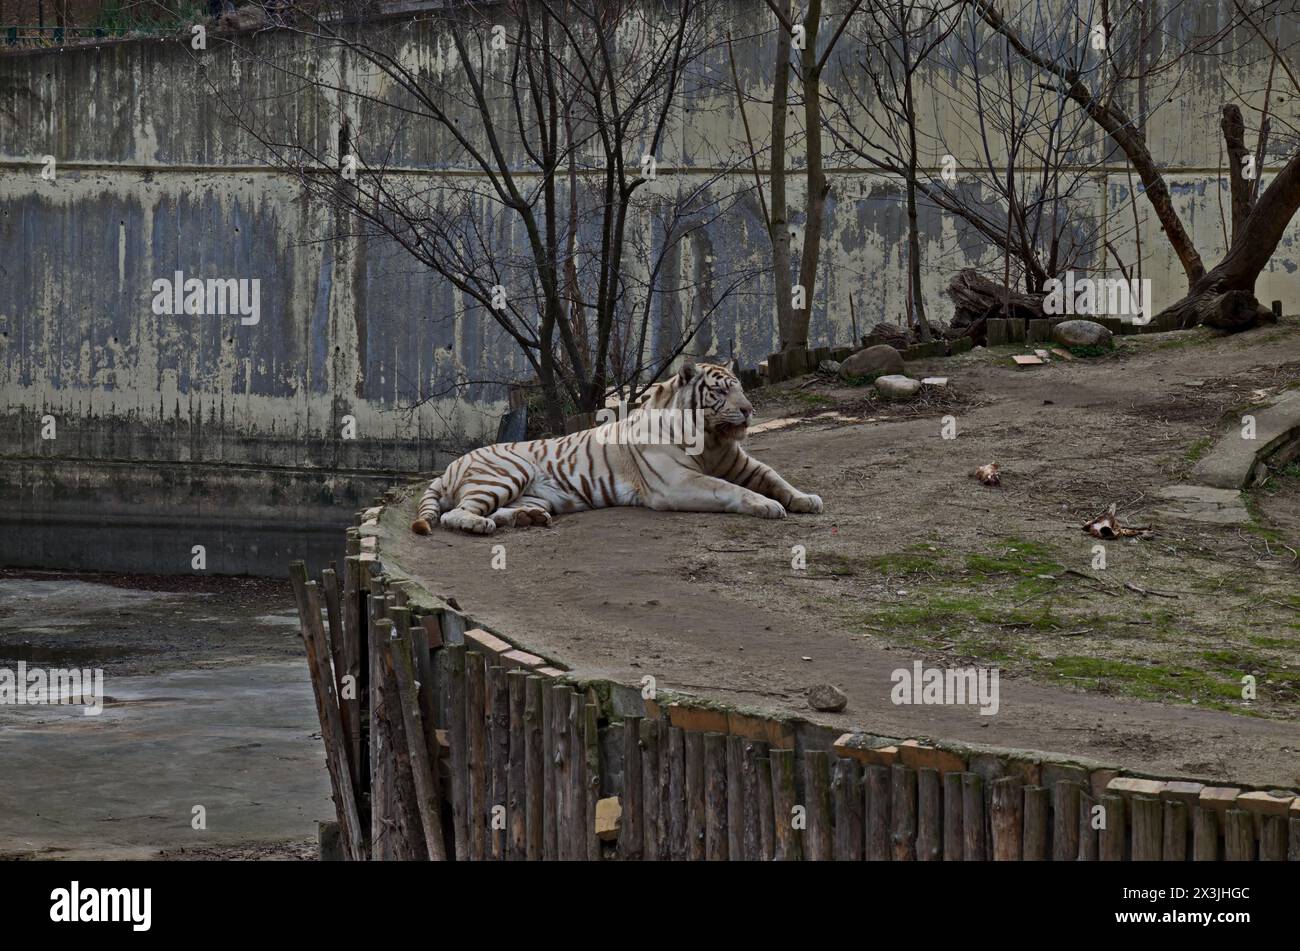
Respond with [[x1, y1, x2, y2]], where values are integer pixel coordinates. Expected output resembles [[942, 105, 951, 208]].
[[740, 402, 753, 421]]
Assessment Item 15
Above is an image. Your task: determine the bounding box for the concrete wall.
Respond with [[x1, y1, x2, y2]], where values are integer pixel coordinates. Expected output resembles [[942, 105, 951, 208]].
[[2, 1, 1298, 574]]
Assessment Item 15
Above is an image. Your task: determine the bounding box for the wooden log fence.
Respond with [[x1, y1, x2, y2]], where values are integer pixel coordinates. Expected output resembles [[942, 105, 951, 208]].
[[292, 553, 1298, 862]]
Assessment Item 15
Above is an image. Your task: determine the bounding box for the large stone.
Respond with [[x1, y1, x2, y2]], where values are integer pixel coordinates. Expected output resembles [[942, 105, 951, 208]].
[[838, 344, 904, 381], [1051, 319, 1114, 349], [873, 375, 923, 400], [807, 684, 848, 712]]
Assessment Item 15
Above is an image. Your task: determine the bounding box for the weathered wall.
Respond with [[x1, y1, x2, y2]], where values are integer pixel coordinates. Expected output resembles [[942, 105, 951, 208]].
[[1, 2, 1297, 574]]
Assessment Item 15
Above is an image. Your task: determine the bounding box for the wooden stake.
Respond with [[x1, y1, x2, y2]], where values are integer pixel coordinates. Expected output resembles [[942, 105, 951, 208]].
[[287, 565, 365, 861], [1130, 796, 1162, 861], [891, 764, 918, 861], [1077, 788, 1098, 861], [725, 734, 745, 861], [802, 751, 832, 861], [507, 670, 528, 861], [742, 740, 769, 861], [704, 732, 729, 860], [1193, 805, 1218, 861], [1022, 785, 1048, 861], [962, 773, 985, 861], [621, 715, 644, 860], [551, 686, 572, 860], [383, 614, 446, 861], [1099, 794, 1126, 861], [1224, 809, 1255, 860], [569, 692, 587, 862], [1259, 815, 1286, 861], [524, 675, 544, 860], [488, 666, 509, 860], [666, 726, 687, 860], [640, 719, 662, 861], [444, 644, 469, 861], [916, 768, 942, 861], [583, 702, 602, 860], [942, 771, 963, 861], [541, 682, 556, 860], [769, 748, 801, 861], [832, 757, 864, 861], [1052, 780, 1081, 861], [466, 653, 488, 861], [1162, 800, 1187, 861], [865, 764, 892, 861], [684, 730, 706, 860]]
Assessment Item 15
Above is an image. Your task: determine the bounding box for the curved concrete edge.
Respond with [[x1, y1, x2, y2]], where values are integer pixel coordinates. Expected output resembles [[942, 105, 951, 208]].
[[353, 483, 1299, 811], [1190, 393, 1300, 489]]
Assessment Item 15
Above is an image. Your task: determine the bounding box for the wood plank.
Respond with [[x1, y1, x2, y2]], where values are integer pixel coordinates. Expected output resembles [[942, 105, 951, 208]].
[[1193, 805, 1219, 861], [962, 773, 986, 860], [465, 653, 488, 861], [1131, 795, 1163, 861], [803, 750, 832, 861], [742, 740, 769, 861], [890, 764, 917, 861], [685, 731, 707, 860], [523, 675, 544, 860], [725, 734, 745, 861], [1053, 780, 1081, 861], [666, 725, 687, 860], [832, 757, 864, 861], [1099, 794, 1126, 861], [442, 644, 469, 860], [865, 764, 892, 861], [506, 670, 528, 860], [569, 693, 588, 862], [551, 686, 572, 860], [383, 613, 447, 861], [641, 719, 662, 861], [488, 666, 509, 860], [942, 771, 963, 861], [769, 748, 801, 861], [704, 732, 729, 860], [1224, 809, 1255, 860], [621, 715, 644, 860], [1022, 785, 1048, 860], [583, 701, 602, 861], [1162, 800, 1187, 861], [916, 768, 942, 861]]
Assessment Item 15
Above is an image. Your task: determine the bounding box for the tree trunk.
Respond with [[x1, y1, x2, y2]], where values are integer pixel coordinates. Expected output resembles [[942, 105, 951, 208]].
[[770, 7, 796, 350], [793, 0, 826, 351], [1155, 145, 1300, 330]]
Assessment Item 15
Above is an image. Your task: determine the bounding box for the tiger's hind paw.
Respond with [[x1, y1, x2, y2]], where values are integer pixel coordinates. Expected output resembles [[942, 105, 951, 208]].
[[440, 509, 497, 535]]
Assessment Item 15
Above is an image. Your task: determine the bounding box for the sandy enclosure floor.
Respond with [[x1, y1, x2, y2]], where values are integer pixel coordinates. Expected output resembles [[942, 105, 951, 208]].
[[383, 322, 1300, 788]]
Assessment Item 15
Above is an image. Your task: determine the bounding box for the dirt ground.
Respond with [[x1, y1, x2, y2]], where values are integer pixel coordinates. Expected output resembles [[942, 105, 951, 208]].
[[385, 319, 1300, 788]]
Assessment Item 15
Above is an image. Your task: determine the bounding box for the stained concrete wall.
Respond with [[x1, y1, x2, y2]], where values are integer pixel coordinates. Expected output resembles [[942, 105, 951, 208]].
[[1, 2, 1298, 574]]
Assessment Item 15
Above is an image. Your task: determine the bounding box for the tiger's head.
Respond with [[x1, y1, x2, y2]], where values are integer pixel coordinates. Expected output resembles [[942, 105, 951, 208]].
[[673, 360, 753, 442]]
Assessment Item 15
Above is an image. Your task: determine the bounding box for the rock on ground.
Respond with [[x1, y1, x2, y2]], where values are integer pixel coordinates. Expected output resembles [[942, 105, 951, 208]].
[[838, 344, 904, 381], [807, 684, 848, 712], [874, 374, 923, 400], [1052, 319, 1113, 348]]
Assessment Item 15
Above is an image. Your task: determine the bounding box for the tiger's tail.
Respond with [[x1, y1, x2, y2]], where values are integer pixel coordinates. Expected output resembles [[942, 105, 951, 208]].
[[411, 476, 448, 535]]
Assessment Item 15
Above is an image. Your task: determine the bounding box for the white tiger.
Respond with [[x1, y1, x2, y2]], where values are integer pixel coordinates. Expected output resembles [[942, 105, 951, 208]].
[[411, 361, 823, 536]]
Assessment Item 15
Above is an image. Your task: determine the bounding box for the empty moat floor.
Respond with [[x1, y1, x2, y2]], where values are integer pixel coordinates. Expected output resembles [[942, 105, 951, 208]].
[[0, 572, 330, 859]]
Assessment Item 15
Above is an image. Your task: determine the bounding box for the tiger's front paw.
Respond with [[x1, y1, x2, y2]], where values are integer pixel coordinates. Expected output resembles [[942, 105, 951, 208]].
[[788, 493, 823, 514], [744, 495, 787, 519]]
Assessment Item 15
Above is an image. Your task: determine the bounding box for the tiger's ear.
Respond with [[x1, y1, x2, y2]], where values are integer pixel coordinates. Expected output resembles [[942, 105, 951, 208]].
[[678, 360, 698, 384], [724, 358, 739, 374]]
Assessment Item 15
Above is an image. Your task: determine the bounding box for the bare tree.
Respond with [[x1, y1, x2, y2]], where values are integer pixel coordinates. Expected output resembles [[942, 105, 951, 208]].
[[978, 0, 1300, 330], [206, 0, 757, 433]]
